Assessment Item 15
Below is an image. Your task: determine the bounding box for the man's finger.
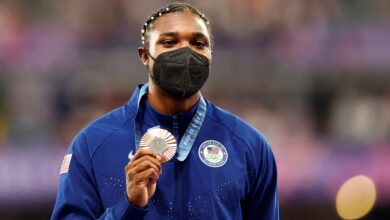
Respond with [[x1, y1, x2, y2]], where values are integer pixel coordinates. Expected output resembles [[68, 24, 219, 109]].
[[128, 160, 162, 176], [130, 155, 161, 170], [131, 148, 159, 162], [133, 168, 160, 185]]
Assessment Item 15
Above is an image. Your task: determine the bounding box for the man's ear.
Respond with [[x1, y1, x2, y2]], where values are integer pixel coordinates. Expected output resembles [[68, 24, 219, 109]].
[[138, 47, 148, 66]]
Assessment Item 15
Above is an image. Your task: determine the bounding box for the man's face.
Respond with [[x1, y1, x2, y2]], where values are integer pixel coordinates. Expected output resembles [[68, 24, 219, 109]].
[[141, 11, 212, 72]]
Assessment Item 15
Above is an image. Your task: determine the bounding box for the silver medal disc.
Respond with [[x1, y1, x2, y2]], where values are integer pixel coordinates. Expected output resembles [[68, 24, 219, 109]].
[[139, 128, 177, 163]]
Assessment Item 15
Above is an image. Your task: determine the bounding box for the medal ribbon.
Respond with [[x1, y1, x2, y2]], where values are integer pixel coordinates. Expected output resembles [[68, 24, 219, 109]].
[[134, 83, 207, 161]]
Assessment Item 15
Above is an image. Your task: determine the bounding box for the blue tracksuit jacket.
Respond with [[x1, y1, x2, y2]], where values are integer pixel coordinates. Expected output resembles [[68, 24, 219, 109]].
[[51, 84, 279, 219]]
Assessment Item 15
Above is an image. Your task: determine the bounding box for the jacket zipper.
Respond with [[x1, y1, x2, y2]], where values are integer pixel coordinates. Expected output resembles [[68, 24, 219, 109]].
[[172, 115, 184, 220], [176, 163, 184, 220]]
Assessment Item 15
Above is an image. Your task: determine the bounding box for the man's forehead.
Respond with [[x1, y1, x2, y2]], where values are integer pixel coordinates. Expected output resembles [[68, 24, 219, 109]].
[[149, 11, 209, 38]]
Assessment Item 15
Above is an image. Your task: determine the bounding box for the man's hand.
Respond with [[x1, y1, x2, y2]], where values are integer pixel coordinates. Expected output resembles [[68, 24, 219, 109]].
[[125, 149, 162, 208]]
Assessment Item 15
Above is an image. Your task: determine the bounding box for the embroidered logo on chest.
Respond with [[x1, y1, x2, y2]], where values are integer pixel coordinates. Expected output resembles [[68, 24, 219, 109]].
[[198, 140, 228, 167]]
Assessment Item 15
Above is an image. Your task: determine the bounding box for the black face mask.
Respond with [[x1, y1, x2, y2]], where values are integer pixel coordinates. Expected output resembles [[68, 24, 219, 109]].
[[147, 47, 210, 99]]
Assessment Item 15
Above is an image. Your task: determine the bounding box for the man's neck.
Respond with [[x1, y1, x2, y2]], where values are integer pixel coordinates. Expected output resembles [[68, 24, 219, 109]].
[[147, 82, 200, 115]]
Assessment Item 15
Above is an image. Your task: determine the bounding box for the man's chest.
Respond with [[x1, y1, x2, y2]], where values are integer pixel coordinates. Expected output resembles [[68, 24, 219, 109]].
[[92, 126, 252, 218]]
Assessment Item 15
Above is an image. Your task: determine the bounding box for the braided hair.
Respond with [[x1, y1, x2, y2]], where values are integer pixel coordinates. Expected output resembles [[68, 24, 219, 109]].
[[141, 2, 212, 49]]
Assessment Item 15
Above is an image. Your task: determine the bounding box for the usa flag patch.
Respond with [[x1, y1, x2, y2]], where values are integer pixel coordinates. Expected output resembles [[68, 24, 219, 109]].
[[59, 154, 72, 174]]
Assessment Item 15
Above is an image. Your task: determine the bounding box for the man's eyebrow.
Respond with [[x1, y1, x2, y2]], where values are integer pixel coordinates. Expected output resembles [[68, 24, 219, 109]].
[[159, 32, 179, 37], [159, 32, 209, 40], [192, 32, 208, 40]]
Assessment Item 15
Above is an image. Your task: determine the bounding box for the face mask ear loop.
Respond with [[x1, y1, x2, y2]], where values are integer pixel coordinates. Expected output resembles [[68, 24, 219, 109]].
[[146, 49, 157, 61], [145, 49, 160, 85]]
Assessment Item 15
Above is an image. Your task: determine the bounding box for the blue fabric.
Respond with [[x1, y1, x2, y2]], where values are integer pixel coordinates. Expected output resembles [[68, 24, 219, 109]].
[[51, 84, 279, 220]]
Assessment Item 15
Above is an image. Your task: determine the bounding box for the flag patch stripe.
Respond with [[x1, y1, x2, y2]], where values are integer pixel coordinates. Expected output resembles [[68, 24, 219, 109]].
[[60, 154, 72, 174]]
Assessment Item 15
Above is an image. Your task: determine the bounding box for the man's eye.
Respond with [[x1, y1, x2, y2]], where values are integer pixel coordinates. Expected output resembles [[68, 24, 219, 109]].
[[194, 41, 206, 48], [162, 40, 176, 47]]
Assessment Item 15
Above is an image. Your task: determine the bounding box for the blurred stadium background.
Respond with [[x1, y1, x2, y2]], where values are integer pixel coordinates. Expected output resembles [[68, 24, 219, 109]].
[[0, 0, 389, 219]]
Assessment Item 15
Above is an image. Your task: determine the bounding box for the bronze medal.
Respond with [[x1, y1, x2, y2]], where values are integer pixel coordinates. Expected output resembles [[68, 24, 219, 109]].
[[139, 128, 177, 163]]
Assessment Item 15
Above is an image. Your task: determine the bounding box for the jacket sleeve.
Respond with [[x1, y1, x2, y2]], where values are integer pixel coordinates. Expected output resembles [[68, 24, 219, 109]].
[[243, 139, 279, 220], [51, 132, 148, 220]]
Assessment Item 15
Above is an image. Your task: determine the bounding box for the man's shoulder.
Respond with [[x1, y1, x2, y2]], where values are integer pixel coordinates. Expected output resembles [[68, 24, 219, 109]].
[[206, 101, 268, 145], [206, 102, 274, 173], [71, 105, 134, 156], [83, 105, 132, 133]]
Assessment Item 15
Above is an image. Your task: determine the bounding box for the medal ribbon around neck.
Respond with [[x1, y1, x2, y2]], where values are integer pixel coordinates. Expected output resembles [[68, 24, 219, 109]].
[[133, 83, 207, 161]]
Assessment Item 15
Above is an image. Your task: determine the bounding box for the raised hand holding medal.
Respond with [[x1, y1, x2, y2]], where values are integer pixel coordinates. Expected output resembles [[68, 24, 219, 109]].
[[124, 128, 176, 208]]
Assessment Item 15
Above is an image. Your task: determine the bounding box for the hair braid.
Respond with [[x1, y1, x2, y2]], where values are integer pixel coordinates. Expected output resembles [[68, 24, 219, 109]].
[[141, 2, 212, 49]]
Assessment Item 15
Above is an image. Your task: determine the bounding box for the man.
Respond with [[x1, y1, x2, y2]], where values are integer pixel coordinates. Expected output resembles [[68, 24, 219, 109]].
[[52, 2, 279, 219]]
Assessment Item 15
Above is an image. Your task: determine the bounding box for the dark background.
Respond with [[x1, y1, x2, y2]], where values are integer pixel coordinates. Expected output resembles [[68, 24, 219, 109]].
[[0, 0, 389, 219]]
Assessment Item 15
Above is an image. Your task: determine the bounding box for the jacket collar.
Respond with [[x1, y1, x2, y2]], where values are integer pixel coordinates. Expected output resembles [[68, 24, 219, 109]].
[[125, 84, 199, 134]]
